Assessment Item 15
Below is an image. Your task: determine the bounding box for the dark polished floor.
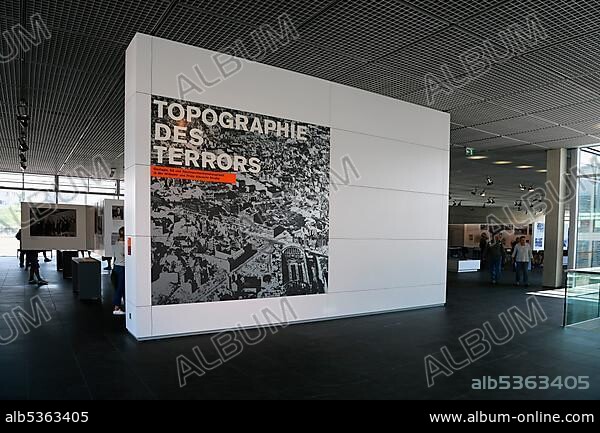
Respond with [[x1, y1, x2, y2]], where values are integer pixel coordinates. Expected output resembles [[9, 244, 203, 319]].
[[0, 257, 599, 400]]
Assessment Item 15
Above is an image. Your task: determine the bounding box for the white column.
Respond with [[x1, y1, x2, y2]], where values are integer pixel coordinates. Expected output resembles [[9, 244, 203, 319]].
[[543, 148, 567, 288], [124, 34, 153, 339]]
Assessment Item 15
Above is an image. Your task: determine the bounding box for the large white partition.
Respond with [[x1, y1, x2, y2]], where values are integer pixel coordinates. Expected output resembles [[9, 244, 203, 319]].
[[125, 33, 450, 340]]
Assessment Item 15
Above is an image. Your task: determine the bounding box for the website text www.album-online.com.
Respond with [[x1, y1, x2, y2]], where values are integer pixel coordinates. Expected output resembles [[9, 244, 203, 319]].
[[429, 412, 595, 423]]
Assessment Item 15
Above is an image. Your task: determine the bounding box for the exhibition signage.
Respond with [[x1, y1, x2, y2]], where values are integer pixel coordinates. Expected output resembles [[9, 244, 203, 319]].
[[150, 96, 331, 305]]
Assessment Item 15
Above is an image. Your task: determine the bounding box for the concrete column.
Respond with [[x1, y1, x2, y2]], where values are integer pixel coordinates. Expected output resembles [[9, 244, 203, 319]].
[[543, 148, 567, 288]]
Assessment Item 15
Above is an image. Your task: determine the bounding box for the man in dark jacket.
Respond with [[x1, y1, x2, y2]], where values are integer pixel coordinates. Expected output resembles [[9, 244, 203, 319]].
[[16, 230, 25, 268], [479, 232, 489, 270], [487, 234, 506, 284]]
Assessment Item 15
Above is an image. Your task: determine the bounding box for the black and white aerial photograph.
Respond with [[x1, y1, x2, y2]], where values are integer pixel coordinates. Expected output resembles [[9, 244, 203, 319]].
[[150, 96, 331, 305], [29, 208, 77, 237]]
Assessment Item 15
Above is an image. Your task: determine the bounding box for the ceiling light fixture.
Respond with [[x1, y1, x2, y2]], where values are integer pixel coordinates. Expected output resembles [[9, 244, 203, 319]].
[[110, 168, 116, 178], [537, 169, 547, 173], [516, 165, 533, 169], [16, 99, 29, 129], [466, 155, 488, 160], [19, 153, 26, 163], [20, 161, 27, 171], [493, 161, 512, 165], [486, 176, 494, 186], [18, 137, 29, 153], [480, 190, 486, 197], [519, 184, 526, 191], [528, 185, 535, 192]]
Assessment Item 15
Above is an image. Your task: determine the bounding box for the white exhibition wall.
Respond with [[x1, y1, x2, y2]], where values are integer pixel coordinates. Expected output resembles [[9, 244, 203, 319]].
[[125, 34, 450, 340]]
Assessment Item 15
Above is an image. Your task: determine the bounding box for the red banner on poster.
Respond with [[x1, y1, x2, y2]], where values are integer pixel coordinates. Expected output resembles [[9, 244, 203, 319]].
[[150, 166, 237, 184]]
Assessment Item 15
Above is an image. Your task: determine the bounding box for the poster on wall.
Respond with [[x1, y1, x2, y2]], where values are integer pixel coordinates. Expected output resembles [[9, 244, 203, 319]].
[[101, 199, 124, 257], [30, 208, 77, 237], [112, 205, 124, 221], [149, 96, 331, 305], [534, 222, 544, 250], [532, 219, 569, 251]]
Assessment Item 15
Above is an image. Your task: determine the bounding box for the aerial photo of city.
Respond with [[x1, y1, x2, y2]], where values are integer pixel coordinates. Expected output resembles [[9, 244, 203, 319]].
[[150, 97, 331, 305]]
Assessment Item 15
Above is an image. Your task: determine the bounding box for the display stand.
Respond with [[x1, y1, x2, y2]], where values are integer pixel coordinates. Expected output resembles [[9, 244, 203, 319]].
[[58, 250, 79, 279], [448, 259, 481, 273], [56, 250, 64, 271], [72, 258, 101, 300]]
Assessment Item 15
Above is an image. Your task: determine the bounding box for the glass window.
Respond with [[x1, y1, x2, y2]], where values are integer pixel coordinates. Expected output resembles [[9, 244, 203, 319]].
[[23, 189, 56, 205], [0, 190, 25, 257], [575, 151, 600, 268], [24, 174, 55, 190], [0, 170, 125, 256], [59, 176, 88, 193], [89, 178, 117, 195], [57, 191, 88, 205], [86, 194, 117, 207], [0, 171, 23, 189], [578, 147, 600, 177]]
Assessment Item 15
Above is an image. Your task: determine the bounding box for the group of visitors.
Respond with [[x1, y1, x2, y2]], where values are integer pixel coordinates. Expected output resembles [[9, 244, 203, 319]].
[[480, 233, 534, 287], [15, 227, 127, 317]]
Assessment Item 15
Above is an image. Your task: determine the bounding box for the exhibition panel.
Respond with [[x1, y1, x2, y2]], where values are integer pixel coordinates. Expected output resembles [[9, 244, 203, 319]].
[[20, 203, 88, 251], [125, 33, 450, 340], [101, 199, 125, 258]]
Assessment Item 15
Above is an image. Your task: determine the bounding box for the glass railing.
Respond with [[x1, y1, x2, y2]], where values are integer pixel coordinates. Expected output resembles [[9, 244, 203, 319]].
[[564, 269, 600, 326]]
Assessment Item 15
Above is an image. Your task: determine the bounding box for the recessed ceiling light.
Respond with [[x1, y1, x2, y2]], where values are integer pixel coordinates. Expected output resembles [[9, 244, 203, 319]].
[[493, 161, 512, 165], [537, 169, 547, 173], [516, 165, 533, 169], [466, 156, 488, 160]]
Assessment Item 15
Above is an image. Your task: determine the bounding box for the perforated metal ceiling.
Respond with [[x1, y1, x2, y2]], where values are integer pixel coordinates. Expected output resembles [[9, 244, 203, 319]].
[[0, 0, 599, 207]]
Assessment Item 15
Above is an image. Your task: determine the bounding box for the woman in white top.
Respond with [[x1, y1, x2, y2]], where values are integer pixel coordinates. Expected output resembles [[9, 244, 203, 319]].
[[112, 227, 126, 316], [512, 236, 533, 287]]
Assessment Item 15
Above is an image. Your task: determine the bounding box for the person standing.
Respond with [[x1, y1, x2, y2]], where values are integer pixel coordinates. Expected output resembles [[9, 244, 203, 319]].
[[512, 236, 533, 287], [487, 234, 505, 284], [112, 227, 126, 316], [16, 230, 25, 268], [26, 251, 48, 286], [479, 233, 489, 270]]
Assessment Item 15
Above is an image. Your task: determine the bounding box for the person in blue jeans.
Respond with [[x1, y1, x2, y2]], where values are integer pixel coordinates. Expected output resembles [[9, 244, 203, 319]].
[[512, 236, 533, 287], [112, 227, 126, 316], [487, 234, 505, 284]]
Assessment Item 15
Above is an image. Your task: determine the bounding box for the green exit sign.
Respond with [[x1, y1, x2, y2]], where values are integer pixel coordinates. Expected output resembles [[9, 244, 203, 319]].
[[465, 148, 475, 156]]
